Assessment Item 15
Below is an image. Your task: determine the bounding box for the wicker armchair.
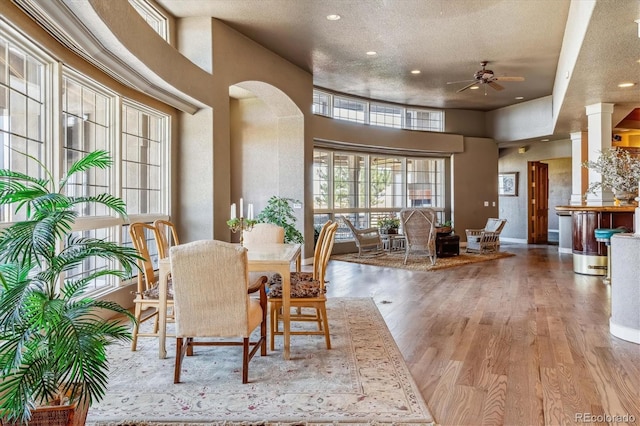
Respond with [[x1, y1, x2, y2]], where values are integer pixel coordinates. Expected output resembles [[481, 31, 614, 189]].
[[400, 208, 437, 265], [341, 216, 382, 257], [465, 218, 507, 254]]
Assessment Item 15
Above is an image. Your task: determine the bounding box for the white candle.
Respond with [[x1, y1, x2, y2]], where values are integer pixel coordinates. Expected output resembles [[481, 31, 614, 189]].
[[230, 203, 236, 219], [239, 198, 244, 218], [248, 204, 254, 220]]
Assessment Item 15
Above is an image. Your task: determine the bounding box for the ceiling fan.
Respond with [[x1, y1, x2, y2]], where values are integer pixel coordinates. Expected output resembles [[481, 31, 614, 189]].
[[447, 61, 525, 93]]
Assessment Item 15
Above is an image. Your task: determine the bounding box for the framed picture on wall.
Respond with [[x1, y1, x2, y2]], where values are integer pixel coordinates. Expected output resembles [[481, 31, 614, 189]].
[[498, 172, 518, 196]]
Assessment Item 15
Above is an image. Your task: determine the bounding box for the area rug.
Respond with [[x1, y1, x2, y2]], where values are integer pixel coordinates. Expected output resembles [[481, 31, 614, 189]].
[[331, 251, 514, 271], [86, 298, 435, 426]]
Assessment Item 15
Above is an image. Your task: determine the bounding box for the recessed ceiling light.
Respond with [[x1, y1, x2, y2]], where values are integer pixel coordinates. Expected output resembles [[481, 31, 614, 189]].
[[470, 86, 479, 90], [366, 51, 377, 56], [515, 96, 524, 100], [410, 70, 421, 74], [326, 14, 341, 21], [541, 138, 550, 142], [618, 82, 635, 88]]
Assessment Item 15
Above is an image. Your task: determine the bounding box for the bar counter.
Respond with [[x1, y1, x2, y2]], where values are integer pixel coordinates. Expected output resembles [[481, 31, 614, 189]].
[[555, 205, 635, 275]]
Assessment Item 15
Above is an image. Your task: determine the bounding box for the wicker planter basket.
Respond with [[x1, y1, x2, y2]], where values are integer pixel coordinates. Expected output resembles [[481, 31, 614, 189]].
[[1, 401, 88, 426]]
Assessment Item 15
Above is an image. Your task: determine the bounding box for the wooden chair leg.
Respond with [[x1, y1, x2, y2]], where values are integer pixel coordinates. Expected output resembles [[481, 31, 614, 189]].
[[131, 303, 142, 351], [174, 337, 185, 383], [186, 337, 194, 356], [270, 303, 277, 351], [242, 337, 250, 384], [320, 304, 331, 349]]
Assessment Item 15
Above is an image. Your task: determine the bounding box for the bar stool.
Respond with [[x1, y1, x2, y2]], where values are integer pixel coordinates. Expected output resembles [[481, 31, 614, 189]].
[[594, 228, 625, 285]]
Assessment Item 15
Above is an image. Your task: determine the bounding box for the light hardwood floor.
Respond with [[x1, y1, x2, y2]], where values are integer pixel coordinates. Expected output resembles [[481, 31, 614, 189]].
[[324, 244, 640, 426]]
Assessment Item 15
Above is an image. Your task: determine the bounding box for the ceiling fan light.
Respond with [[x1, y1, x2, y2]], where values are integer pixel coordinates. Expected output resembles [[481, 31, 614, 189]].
[[469, 86, 479, 90]]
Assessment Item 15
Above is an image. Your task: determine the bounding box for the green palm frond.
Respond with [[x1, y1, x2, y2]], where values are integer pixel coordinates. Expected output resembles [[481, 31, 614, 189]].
[[68, 193, 128, 217], [0, 169, 50, 192], [59, 150, 112, 190]]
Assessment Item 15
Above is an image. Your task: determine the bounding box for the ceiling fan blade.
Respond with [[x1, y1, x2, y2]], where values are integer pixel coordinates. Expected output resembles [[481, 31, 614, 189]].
[[495, 76, 525, 82], [446, 79, 476, 85], [456, 81, 479, 93], [488, 81, 504, 91]]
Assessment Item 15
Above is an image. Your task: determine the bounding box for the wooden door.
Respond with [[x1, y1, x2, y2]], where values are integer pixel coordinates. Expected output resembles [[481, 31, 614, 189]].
[[528, 161, 549, 244]]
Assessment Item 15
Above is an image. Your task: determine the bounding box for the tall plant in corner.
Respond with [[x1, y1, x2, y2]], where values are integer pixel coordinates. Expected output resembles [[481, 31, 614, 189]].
[[256, 196, 304, 244], [0, 150, 139, 424]]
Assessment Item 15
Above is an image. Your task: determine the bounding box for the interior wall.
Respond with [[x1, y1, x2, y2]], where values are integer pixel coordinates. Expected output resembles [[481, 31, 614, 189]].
[[445, 109, 487, 138], [230, 97, 305, 245], [499, 140, 572, 241], [546, 157, 572, 242], [452, 137, 499, 240]]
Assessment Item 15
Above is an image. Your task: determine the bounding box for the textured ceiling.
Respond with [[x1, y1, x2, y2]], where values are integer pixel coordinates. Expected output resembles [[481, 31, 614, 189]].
[[156, 0, 572, 112], [23, 0, 639, 143], [154, 0, 640, 141]]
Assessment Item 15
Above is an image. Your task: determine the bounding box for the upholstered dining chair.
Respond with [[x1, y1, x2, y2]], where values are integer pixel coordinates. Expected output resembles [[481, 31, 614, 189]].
[[465, 218, 507, 254], [242, 223, 285, 249], [341, 216, 382, 257], [268, 221, 338, 350], [400, 208, 437, 265], [129, 222, 174, 351], [169, 240, 268, 384], [153, 219, 180, 259]]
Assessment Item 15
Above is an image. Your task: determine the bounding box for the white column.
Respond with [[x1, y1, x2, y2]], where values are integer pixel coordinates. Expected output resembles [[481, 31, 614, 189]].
[[570, 131, 587, 205], [585, 103, 615, 206]]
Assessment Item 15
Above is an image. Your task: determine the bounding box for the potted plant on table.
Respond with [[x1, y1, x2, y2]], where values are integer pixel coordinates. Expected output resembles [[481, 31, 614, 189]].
[[0, 150, 139, 425], [583, 147, 640, 204], [255, 196, 304, 244], [378, 216, 400, 234]]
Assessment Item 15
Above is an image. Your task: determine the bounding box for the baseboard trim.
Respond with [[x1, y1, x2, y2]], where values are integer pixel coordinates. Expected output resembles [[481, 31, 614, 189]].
[[500, 237, 528, 244], [558, 247, 572, 254], [610, 320, 640, 344]]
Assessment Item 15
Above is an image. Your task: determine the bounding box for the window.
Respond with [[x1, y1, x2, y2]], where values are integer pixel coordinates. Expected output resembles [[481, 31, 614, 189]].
[[406, 108, 444, 132], [312, 90, 330, 116], [129, 0, 169, 41], [62, 73, 113, 217], [0, 31, 48, 222], [313, 148, 446, 241], [0, 23, 171, 296], [370, 104, 402, 128], [122, 101, 168, 216], [333, 96, 366, 124], [313, 89, 444, 132]]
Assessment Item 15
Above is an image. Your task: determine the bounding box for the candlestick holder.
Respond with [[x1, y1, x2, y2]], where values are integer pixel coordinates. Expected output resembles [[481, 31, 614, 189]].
[[227, 217, 257, 246]]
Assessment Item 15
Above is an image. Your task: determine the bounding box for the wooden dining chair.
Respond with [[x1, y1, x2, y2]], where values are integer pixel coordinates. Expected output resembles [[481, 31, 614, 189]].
[[268, 220, 338, 350], [153, 219, 180, 259], [129, 222, 174, 351], [169, 240, 268, 384]]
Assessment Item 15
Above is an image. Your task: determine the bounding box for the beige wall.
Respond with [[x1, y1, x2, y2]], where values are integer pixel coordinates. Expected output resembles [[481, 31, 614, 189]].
[[498, 140, 572, 241]]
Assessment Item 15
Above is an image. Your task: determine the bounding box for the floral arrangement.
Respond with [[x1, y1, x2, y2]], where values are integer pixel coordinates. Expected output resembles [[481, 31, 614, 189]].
[[378, 216, 400, 230], [583, 147, 640, 194]]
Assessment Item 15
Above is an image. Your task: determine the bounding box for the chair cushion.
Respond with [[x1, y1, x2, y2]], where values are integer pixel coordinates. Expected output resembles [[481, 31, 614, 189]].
[[267, 273, 324, 298], [142, 279, 174, 299]]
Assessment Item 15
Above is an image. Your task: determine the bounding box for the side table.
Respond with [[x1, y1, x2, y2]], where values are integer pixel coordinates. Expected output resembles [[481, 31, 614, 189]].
[[436, 233, 460, 257]]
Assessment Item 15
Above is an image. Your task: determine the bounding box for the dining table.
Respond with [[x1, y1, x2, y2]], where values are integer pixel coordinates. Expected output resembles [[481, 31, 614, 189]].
[[157, 242, 301, 360]]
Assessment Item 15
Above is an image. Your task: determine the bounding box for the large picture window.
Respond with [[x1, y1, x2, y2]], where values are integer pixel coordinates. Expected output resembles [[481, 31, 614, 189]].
[[0, 23, 171, 296], [314, 148, 447, 241]]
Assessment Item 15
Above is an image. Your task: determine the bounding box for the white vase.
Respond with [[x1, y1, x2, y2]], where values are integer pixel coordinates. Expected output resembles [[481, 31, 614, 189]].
[[613, 190, 636, 205]]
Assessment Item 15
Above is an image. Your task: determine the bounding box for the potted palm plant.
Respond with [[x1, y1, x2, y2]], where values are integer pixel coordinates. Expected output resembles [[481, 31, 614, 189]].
[[0, 150, 139, 425]]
